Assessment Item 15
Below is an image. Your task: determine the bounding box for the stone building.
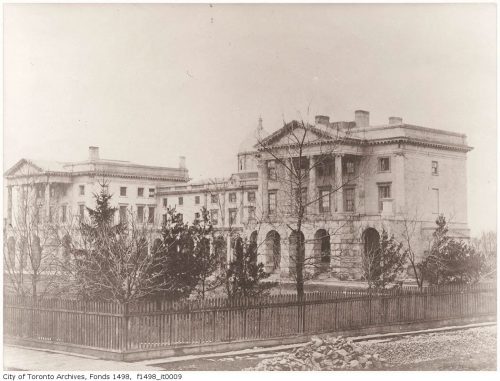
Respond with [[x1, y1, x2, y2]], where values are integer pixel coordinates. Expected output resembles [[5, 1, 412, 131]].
[[4, 110, 472, 280]]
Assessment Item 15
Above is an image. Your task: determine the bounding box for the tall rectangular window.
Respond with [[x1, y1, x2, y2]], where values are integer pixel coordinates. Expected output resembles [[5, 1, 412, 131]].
[[149, 188, 155, 198], [247, 191, 256, 202], [229, 208, 237, 225], [344, 187, 355, 212], [248, 206, 256, 221], [432, 188, 440, 214], [211, 194, 218, 204], [120, 187, 127, 197], [79, 204, 85, 219], [61, 205, 67, 223], [346, 161, 355, 175], [79, 185, 85, 196], [137, 187, 144, 197], [378, 157, 390, 172], [267, 160, 277, 180], [137, 206, 144, 222], [178, 196, 183, 205], [378, 183, 392, 212], [119, 205, 128, 223], [268, 192, 277, 215], [195, 195, 200, 204], [163, 198, 168, 207], [432, 161, 439, 175], [210, 209, 219, 225], [148, 207, 155, 224], [229, 192, 236, 203], [162, 213, 168, 224], [319, 188, 331, 213]]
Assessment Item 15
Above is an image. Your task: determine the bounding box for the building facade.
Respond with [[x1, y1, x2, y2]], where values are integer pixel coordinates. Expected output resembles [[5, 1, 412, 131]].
[[4, 110, 472, 281]]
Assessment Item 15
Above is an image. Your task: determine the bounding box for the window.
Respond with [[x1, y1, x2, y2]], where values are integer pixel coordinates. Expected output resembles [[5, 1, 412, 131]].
[[79, 204, 85, 219], [319, 188, 331, 213], [163, 198, 168, 207], [267, 160, 277, 180], [229, 209, 237, 225], [162, 214, 168, 224], [79, 185, 85, 196], [247, 191, 256, 202], [211, 209, 219, 225], [149, 188, 155, 198], [268, 192, 277, 215], [36, 185, 45, 198], [346, 161, 355, 175], [61, 205, 67, 223], [178, 196, 183, 205], [211, 194, 218, 204], [195, 195, 200, 204], [292, 157, 309, 173], [137, 206, 144, 222], [378, 157, 390, 172], [148, 207, 155, 224], [102, 185, 109, 194], [120, 187, 127, 197], [178, 213, 183, 222], [119, 205, 128, 223], [50, 186, 56, 198], [432, 161, 439, 175], [195, 212, 200, 220], [432, 188, 439, 214], [317, 159, 333, 177], [248, 206, 256, 221], [344, 187, 355, 212], [49, 206, 54, 222], [378, 183, 392, 212], [138, 187, 144, 197], [229, 192, 236, 203]]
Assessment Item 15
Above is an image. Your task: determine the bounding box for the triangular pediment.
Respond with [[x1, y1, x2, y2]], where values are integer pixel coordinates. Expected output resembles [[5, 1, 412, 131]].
[[257, 121, 334, 149], [4, 159, 46, 177]]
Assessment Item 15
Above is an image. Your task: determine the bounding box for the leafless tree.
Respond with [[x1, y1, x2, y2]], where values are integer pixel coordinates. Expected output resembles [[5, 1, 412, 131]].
[[255, 114, 360, 297], [4, 170, 68, 301], [59, 185, 171, 303]]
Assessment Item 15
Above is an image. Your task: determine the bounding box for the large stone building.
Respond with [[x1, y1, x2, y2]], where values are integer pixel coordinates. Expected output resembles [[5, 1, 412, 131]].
[[4, 110, 472, 280]]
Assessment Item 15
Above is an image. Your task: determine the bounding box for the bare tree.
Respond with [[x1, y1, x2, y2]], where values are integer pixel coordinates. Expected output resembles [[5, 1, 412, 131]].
[[471, 230, 496, 280], [62, 184, 168, 303], [4, 170, 67, 301], [256, 115, 359, 297]]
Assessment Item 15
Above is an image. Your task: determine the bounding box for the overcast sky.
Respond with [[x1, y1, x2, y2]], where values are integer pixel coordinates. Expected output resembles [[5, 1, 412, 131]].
[[3, 3, 496, 235]]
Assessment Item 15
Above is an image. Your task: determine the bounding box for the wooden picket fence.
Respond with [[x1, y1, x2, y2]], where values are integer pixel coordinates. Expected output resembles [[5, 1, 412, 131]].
[[3, 283, 496, 354]]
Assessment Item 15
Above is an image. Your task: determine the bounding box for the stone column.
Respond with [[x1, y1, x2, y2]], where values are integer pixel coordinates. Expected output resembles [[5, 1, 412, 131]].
[[7, 186, 13, 225], [357, 157, 365, 214], [239, 189, 245, 224], [308, 156, 316, 215], [45, 180, 51, 221], [334, 155, 343, 213], [226, 235, 232, 263], [258, 161, 268, 219]]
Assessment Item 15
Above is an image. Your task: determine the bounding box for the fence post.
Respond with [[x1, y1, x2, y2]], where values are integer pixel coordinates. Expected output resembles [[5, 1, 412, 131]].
[[121, 303, 129, 352]]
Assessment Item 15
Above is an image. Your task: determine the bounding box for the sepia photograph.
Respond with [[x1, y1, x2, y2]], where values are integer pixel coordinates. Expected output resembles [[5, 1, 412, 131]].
[[2, 1, 497, 373]]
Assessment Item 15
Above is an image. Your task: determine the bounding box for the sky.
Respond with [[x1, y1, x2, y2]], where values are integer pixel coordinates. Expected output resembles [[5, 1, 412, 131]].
[[3, 3, 497, 235]]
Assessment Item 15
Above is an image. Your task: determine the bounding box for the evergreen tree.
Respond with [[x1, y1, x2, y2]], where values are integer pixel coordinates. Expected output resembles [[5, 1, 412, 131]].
[[150, 207, 221, 300], [362, 229, 408, 289], [421, 216, 484, 285], [224, 237, 275, 298]]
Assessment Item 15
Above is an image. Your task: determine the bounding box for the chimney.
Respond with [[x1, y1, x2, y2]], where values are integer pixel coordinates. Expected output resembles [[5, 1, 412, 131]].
[[389, 116, 403, 125], [88, 146, 100, 161], [179, 156, 186, 170], [355, 110, 370, 128], [315, 115, 330, 126]]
